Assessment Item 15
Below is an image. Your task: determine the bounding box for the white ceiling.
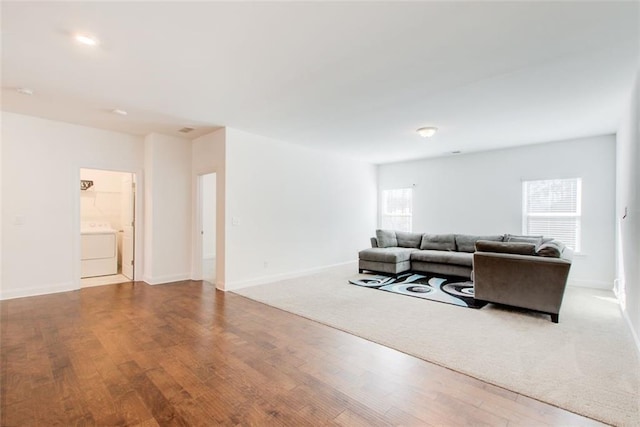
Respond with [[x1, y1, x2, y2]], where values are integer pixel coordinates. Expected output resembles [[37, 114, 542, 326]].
[[2, 1, 638, 164]]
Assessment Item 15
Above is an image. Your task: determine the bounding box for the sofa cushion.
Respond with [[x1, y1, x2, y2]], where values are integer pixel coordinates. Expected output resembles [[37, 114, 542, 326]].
[[504, 234, 543, 248], [536, 240, 565, 258], [475, 240, 537, 256], [359, 247, 417, 263], [396, 231, 423, 248], [420, 234, 456, 251], [411, 250, 473, 267], [455, 234, 503, 253], [375, 229, 398, 248]]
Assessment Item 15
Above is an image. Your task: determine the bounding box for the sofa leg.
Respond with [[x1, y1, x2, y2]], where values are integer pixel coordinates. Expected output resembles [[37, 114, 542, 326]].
[[551, 313, 559, 323]]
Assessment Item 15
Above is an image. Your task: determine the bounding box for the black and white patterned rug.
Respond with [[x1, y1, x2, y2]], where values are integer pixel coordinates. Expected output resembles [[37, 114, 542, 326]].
[[349, 273, 487, 309]]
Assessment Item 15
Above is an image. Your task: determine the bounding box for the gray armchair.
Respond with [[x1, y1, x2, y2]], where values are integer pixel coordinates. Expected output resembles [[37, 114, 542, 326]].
[[473, 248, 573, 323]]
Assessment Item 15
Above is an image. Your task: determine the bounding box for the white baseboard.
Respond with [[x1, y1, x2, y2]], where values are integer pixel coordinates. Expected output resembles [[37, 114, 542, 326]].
[[613, 285, 640, 357], [567, 278, 613, 290], [225, 260, 357, 291], [620, 304, 640, 357], [0, 281, 78, 300], [142, 273, 191, 286]]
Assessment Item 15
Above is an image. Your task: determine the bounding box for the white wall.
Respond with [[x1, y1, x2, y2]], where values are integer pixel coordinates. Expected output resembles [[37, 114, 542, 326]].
[[378, 135, 616, 289], [0, 114, 4, 299], [1, 112, 144, 299], [616, 67, 640, 351], [143, 133, 192, 285], [191, 128, 226, 288], [223, 127, 377, 290], [0, 113, 3, 296]]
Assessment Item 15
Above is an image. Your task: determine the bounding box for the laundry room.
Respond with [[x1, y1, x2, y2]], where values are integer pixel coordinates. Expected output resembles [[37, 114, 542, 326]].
[[80, 168, 135, 287]]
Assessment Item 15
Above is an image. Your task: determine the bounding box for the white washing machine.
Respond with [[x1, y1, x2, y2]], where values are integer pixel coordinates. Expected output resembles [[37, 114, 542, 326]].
[[81, 221, 118, 278]]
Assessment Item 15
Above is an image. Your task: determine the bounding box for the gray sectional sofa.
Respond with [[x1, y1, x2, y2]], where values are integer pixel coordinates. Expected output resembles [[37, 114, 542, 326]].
[[359, 230, 573, 322], [359, 230, 504, 278]]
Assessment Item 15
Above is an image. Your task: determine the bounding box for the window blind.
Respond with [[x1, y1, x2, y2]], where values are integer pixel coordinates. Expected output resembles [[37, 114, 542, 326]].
[[523, 178, 581, 251], [381, 188, 412, 232]]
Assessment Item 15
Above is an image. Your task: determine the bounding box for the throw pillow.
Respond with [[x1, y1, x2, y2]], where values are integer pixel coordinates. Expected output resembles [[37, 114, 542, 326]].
[[475, 240, 537, 256], [455, 234, 503, 253], [396, 231, 423, 248], [504, 234, 543, 248], [536, 240, 565, 258], [420, 234, 456, 251], [376, 229, 398, 248]]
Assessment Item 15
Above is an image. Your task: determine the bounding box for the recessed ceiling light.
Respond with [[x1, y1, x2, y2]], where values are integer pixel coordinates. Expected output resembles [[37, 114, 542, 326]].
[[16, 87, 34, 95], [111, 109, 128, 116], [417, 127, 438, 138], [74, 33, 99, 46]]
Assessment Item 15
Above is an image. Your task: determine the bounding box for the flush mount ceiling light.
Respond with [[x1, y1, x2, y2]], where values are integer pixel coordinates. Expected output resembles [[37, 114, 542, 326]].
[[74, 33, 99, 46], [417, 127, 438, 138], [111, 109, 128, 116]]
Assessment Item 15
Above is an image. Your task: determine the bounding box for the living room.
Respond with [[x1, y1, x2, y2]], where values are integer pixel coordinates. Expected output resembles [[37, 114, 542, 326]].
[[1, 1, 639, 425]]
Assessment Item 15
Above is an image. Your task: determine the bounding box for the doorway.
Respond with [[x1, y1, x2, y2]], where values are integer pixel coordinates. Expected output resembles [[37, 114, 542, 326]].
[[199, 173, 217, 284], [80, 168, 135, 288]]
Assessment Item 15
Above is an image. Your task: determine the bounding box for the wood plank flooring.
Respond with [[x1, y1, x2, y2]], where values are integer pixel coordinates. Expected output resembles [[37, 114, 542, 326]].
[[1, 280, 604, 426]]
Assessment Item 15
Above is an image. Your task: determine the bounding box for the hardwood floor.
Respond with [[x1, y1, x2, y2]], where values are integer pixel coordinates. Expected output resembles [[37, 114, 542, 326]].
[[1, 280, 604, 426]]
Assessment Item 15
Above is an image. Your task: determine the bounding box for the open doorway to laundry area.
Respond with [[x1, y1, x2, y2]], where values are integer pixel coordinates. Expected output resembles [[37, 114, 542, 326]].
[[199, 172, 217, 285], [80, 168, 135, 288]]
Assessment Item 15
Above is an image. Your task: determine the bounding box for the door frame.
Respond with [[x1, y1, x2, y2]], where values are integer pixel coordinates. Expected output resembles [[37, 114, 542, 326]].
[[120, 173, 136, 280], [73, 166, 143, 288], [192, 172, 216, 282]]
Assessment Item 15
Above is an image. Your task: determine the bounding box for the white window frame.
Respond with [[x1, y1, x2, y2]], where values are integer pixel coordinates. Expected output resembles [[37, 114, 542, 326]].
[[380, 188, 413, 232], [522, 178, 582, 252]]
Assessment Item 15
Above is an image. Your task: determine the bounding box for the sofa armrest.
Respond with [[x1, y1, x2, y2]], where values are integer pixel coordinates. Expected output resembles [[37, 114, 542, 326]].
[[473, 251, 572, 317], [370, 237, 379, 248], [559, 246, 573, 262]]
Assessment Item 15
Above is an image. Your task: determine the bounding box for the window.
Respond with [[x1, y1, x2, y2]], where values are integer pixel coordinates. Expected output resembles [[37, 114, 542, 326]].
[[522, 178, 581, 251], [381, 188, 413, 232]]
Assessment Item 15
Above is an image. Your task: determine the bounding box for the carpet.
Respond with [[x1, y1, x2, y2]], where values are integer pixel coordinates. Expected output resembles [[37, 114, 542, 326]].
[[233, 264, 640, 426], [349, 272, 486, 308]]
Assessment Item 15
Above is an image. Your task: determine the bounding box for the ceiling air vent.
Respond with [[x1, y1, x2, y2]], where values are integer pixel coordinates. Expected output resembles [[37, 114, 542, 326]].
[[80, 180, 94, 191], [179, 127, 195, 134]]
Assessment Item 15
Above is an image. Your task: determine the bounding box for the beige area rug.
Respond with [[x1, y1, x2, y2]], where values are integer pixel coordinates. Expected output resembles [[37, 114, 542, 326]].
[[233, 264, 640, 426]]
